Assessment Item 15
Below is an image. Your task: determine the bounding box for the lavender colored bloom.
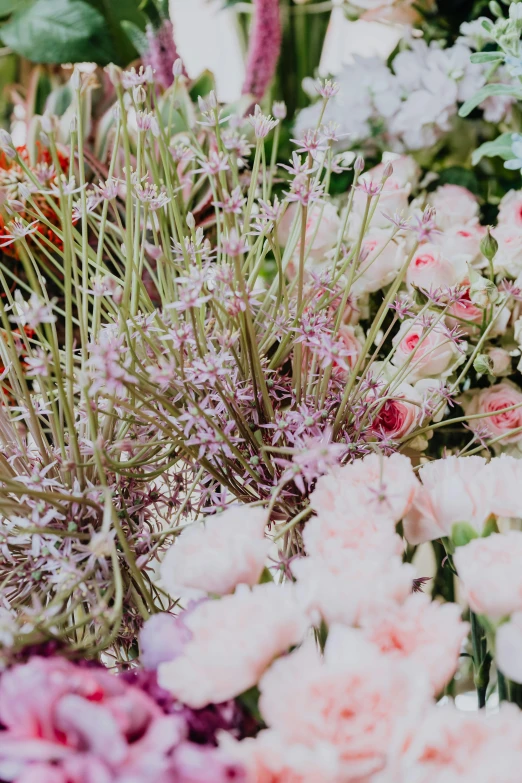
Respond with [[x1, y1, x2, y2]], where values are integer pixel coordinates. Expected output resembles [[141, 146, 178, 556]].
[[242, 0, 282, 101]]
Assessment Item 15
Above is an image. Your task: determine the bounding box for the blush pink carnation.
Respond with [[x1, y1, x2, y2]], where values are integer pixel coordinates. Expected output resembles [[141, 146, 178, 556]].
[[225, 731, 343, 783], [496, 612, 522, 684], [391, 319, 463, 382], [430, 184, 480, 231], [160, 505, 270, 597], [453, 531, 522, 618], [157, 583, 309, 709], [360, 593, 469, 695], [310, 452, 419, 526], [258, 626, 429, 780], [295, 555, 415, 628], [399, 702, 522, 783], [484, 454, 522, 519], [403, 456, 493, 545]]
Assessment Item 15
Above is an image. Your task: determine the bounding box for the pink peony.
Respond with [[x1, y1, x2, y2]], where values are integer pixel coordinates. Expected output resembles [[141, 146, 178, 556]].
[[258, 626, 429, 780], [453, 532, 522, 618], [360, 593, 469, 695], [294, 555, 415, 628], [368, 382, 422, 440], [399, 702, 522, 783], [407, 242, 467, 291], [403, 455, 493, 545], [391, 318, 463, 382], [310, 452, 419, 526], [364, 155, 420, 190], [160, 505, 270, 597], [430, 184, 480, 231], [157, 584, 309, 709], [463, 382, 522, 444], [353, 174, 411, 230]]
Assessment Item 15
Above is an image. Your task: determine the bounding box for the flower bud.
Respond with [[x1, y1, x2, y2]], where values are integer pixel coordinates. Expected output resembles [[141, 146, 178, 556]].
[[468, 264, 499, 307], [382, 161, 394, 179], [489, 0, 502, 17], [186, 212, 196, 231], [354, 155, 365, 173], [70, 67, 81, 91], [423, 205, 436, 224], [133, 85, 146, 105], [105, 64, 122, 87], [487, 347, 512, 376], [473, 353, 494, 376], [40, 114, 53, 134], [0, 129, 16, 160], [173, 58, 183, 78], [480, 226, 498, 262], [272, 101, 287, 120], [70, 116, 78, 134]]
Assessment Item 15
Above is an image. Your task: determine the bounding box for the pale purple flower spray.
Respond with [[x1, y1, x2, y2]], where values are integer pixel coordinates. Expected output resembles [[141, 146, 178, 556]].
[[242, 0, 282, 101]]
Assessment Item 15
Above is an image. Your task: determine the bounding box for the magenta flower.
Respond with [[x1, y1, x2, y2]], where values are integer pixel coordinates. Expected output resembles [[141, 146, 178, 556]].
[[242, 0, 282, 101]]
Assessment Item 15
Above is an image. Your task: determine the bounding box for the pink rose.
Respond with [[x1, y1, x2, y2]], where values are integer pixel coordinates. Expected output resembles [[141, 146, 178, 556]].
[[403, 455, 493, 545], [498, 189, 522, 227], [278, 202, 341, 267], [492, 225, 522, 277], [464, 382, 522, 444], [407, 242, 467, 291], [391, 318, 462, 382], [446, 286, 484, 333], [353, 229, 403, 295], [352, 175, 410, 231], [438, 222, 486, 266], [160, 505, 270, 597], [368, 382, 422, 440], [157, 583, 309, 708], [430, 184, 479, 231], [361, 593, 469, 695], [336, 325, 362, 372], [258, 626, 429, 780], [487, 347, 512, 376], [454, 531, 522, 618], [365, 155, 420, 189]]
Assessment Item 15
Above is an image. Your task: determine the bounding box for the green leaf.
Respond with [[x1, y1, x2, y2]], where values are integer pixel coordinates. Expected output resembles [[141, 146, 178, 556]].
[[189, 70, 217, 102], [0, 0, 33, 16], [472, 132, 515, 165], [482, 516, 500, 538], [259, 566, 274, 584], [438, 166, 479, 194], [470, 51, 505, 64], [120, 20, 149, 56], [237, 686, 263, 723], [451, 522, 479, 548], [1, 0, 105, 63], [459, 83, 522, 118]]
